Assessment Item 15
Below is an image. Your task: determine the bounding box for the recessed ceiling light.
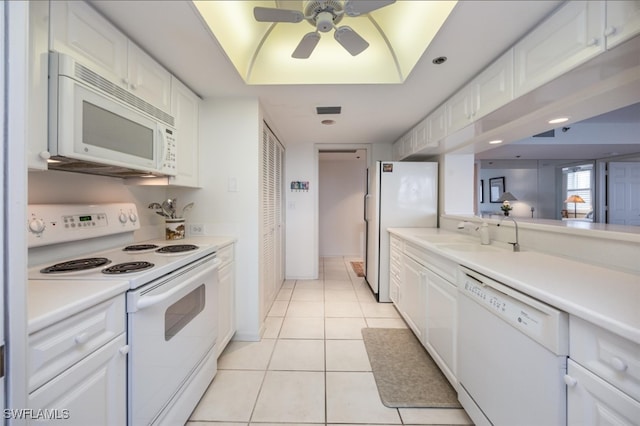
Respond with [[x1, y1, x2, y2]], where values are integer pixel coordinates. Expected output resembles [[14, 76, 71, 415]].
[[321, 119, 336, 125], [488, 140, 503, 144], [548, 117, 569, 124]]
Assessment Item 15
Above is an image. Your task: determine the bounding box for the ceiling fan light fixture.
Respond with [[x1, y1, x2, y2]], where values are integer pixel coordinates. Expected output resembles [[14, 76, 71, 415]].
[[315, 11, 336, 32]]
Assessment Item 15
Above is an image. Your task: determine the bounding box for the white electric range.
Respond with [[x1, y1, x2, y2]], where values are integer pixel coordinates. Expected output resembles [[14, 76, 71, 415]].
[[27, 203, 220, 426]]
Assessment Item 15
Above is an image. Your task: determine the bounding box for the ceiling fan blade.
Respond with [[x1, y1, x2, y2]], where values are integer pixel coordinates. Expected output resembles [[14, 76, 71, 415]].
[[334, 26, 369, 56], [253, 6, 304, 23], [344, 0, 396, 17], [292, 32, 321, 59]]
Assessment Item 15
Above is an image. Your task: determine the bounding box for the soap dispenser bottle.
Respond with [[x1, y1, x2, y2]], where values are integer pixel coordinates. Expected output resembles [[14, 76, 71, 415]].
[[480, 222, 491, 245]]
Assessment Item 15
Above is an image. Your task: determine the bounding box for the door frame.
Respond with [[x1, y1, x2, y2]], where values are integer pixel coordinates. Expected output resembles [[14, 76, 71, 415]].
[[314, 144, 371, 271]]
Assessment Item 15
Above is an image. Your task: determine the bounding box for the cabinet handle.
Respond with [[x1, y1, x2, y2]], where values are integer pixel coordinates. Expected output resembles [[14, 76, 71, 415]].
[[119, 345, 130, 356], [74, 332, 89, 345], [604, 26, 617, 37], [563, 374, 577, 387], [610, 356, 628, 372]]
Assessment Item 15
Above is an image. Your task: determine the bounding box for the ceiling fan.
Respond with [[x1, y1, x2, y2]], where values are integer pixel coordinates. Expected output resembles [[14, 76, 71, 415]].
[[253, 0, 396, 58]]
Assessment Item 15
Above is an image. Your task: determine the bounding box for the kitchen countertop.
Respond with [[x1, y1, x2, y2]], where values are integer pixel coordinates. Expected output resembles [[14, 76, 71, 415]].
[[27, 235, 237, 333], [388, 227, 640, 343], [28, 279, 129, 334]]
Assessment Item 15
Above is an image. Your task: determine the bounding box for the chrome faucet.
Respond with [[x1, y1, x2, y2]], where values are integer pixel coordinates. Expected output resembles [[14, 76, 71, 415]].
[[498, 216, 520, 252]]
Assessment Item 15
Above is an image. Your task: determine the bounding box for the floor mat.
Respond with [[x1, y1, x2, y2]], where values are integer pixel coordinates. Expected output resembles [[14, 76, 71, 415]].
[[361, 327, 461, 408], [350, 261, 365, 277]]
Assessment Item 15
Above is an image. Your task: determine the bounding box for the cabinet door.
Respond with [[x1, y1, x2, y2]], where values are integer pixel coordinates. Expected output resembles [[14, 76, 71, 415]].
[[427, 104, 447, 146], [389, 246, 402, 304], [217, 261, 235, 357], [169, 77, 200, 187], [413, 118, 431, 152], [566, 359, 640, 425], [50, 1, 128, 86], [472, 48, 514, 120], [27, 1, 49, 170], [446, 84, 474, 134], [605, 1, 640, 49], [400, 255, 426, 344], [128, 43, 172, 113], [28, 335, 127, 426], [425, 271, 457, 380], [514, 1, 604, 97]]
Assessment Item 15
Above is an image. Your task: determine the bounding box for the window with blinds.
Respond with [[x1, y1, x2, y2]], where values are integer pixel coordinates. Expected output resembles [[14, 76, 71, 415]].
[[563, 164, 593, 215]]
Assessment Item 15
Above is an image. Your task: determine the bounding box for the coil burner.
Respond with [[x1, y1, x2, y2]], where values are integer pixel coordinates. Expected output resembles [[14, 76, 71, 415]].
[[102, 261, 155, 274], [155, 244, 199, 254], [123, 244, 160, 252], [40, 257, 112, 274]]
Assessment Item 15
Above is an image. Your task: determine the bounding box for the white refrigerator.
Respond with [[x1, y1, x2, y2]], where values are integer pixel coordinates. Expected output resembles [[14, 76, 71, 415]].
[[365, 161, 438, 302]]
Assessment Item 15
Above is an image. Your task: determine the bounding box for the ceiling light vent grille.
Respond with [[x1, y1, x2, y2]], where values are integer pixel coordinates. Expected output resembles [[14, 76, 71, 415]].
[[316, 106, 342, 115]]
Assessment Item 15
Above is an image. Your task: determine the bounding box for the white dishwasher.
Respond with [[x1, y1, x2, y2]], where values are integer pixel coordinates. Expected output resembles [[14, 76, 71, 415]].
[[457, 267, 569, 426]]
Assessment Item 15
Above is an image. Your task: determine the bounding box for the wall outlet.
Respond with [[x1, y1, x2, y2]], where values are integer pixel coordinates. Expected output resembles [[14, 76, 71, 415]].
[[189, 224, 204, 236]]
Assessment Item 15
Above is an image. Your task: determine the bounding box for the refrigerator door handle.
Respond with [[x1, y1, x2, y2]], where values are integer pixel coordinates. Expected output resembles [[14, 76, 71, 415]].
[[364, 194, 371, 221]]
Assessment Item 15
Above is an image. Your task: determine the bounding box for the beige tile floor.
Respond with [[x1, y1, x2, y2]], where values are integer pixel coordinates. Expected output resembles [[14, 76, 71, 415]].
[[188, 257, 473, 426]]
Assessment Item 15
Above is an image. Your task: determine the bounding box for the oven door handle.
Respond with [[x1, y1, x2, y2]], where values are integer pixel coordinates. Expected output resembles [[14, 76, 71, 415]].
[[135, 258, 221, 311]]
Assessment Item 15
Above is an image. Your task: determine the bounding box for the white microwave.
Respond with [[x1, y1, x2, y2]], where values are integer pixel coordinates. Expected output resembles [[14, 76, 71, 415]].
[[48, 52, 177, 178]]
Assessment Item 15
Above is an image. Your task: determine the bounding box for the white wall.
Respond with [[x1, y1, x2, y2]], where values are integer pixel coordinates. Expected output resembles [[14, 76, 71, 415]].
[[28, 170, 168, 241], [187, 97, 262, 341], [285, 142, 392, 279], [318, 157, 366, 257], [285, 143, 318, 279]]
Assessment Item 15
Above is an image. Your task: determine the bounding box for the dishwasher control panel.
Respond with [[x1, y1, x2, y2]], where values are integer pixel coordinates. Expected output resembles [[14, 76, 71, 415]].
[[459, 266, 569, 355], [462, 278, 543, 336]]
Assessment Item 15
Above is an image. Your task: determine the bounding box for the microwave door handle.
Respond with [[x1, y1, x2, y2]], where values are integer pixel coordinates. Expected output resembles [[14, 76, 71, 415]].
[[135, 259, 221, 311]]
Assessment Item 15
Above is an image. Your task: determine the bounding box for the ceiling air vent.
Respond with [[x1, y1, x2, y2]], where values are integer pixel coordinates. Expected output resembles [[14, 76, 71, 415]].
[[316, 106, 342, 115]]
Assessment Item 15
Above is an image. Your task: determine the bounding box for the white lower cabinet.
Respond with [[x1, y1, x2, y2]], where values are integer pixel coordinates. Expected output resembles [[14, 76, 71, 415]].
[[399, 254, 427, 343], [27, 295, 127, 424], [390, 236, 458, 388], [28, 335, 127, 425], [566, 359, 640, 425], [217, 243, 236, 357], [425, 270, 457, 384], [565, 315, 640, 425]]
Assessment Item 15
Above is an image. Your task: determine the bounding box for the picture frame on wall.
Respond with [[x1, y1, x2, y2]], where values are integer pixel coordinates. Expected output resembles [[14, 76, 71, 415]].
[[479, 179, 484, 203], [489, 177, 505, 203]]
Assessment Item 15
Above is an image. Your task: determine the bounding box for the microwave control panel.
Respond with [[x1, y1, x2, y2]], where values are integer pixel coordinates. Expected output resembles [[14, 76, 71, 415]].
[[161, 127, 177, 174]]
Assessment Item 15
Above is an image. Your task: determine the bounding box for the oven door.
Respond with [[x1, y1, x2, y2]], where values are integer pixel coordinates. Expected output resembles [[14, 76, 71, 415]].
[[127, 254, 220, 426]]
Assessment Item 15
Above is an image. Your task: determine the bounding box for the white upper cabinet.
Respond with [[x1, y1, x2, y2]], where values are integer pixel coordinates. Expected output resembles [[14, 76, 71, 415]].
[[427, 104, 447, 146], [169, 77, 200, 188], [50, 1, 171, 114], [514, 1, 605, 98], [471, 49, 514, 121], [604, 0, 640, 49], [127, 44, 172, 113], [27, 1, 50, 170], [413, 118, 431, 152], [447, 48, 514, 135]]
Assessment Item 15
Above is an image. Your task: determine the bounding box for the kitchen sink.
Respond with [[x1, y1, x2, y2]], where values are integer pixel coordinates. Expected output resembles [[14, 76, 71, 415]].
[[414, 235, 474, 244], [435, 243, 503, 253]]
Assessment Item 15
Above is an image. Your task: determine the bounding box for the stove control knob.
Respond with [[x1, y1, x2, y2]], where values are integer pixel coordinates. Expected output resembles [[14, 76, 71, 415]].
[[118, 212, 128, 224], [129, 212, 138, 223], [28, 218, 46, 234]]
